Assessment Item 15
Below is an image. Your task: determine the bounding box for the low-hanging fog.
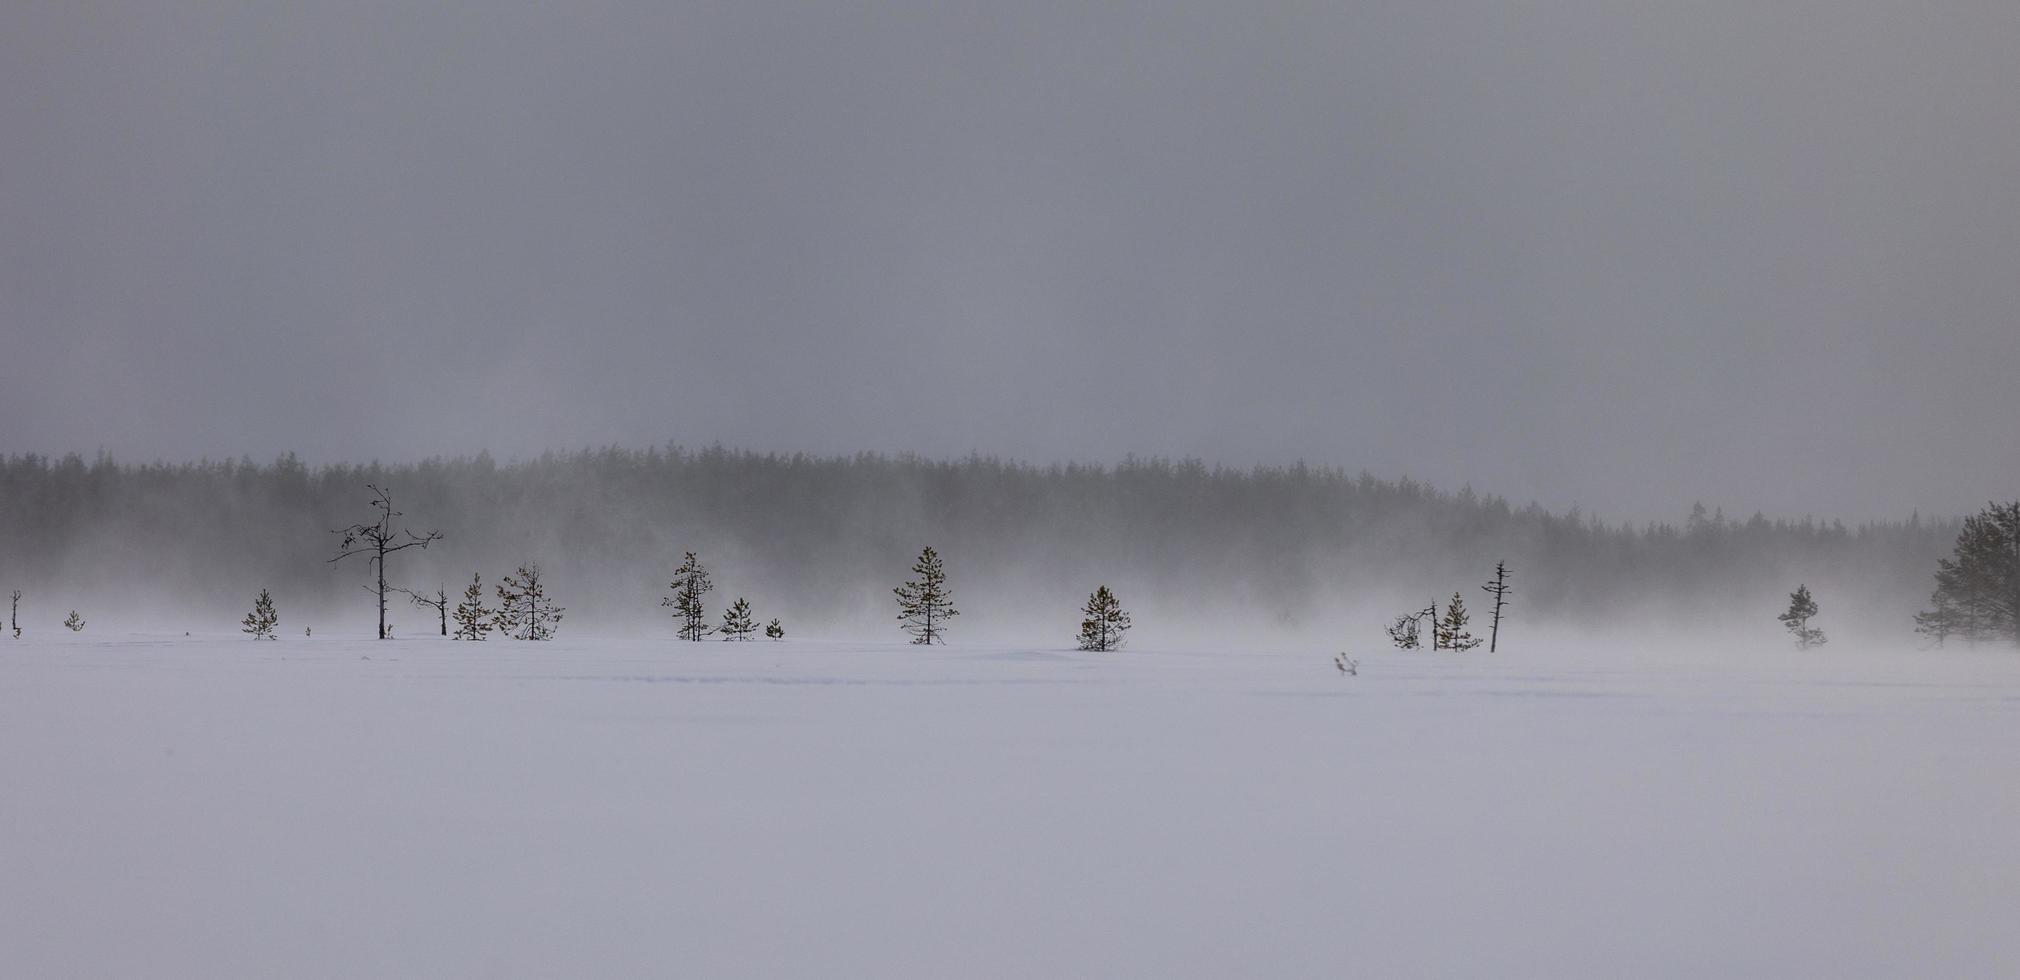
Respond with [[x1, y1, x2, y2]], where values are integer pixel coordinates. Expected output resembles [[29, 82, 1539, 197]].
[[3, 2, 2015, 645], [0, 449, 1957, 649]]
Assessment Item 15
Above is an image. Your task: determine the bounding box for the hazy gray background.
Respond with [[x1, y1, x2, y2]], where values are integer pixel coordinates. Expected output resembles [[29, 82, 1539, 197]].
[[5, 1, 2016, 522]]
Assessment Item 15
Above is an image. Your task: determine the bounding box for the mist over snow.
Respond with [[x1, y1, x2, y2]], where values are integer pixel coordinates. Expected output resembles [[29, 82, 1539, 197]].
[[0, 448, 1956, 648], [5, 2, 2020, 977]]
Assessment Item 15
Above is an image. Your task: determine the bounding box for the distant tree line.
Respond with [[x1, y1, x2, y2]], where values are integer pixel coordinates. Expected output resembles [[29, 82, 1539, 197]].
[[0, 446, 1969, 638]]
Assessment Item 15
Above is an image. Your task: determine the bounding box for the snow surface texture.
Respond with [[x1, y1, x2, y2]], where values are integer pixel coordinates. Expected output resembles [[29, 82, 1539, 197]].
[[4, 634, 2018, 979]]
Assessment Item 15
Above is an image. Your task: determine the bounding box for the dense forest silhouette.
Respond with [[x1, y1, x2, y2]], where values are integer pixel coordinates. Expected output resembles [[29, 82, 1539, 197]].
[[0, 446, 1957, 641]]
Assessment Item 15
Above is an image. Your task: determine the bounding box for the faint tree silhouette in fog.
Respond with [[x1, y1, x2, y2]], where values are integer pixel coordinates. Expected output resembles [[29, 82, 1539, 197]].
[[1917, 502, 2019, 647], [1779, 584, 1826, 650]]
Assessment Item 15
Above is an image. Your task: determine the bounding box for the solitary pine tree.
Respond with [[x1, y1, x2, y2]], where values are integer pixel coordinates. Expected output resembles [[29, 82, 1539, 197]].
[[765, 618, 784, 640], [1779, 584, 1825, 649], [894, 545, 958, 645], [495, 564, 564, 641], [328, 484, 443, 639], [720, 597, 757, 641], [453, 573, 493, 641], [1076, 585, 1132, 652], [1436, 593, 1483, 651], [663, 552, 714, 641], [64, 610, 85, 632], [241, 588, 279, 640]]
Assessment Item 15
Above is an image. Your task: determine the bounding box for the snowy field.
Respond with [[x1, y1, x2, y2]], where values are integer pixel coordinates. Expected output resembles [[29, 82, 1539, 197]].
[[4, 633, 2018, 979]]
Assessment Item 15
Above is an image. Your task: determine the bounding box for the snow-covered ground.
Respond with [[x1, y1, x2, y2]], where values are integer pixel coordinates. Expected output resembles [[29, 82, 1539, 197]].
[[4, 632, 2018, 978]]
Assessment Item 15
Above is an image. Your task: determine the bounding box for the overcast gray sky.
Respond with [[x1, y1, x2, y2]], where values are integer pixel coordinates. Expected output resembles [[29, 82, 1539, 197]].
[[4, 1, 2016, 521]]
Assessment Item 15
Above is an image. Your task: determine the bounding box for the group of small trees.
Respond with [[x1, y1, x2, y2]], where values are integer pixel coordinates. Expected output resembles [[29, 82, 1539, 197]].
[[1387, 563, 1511, 652], [662, 552, 782, 642], [3, 592, 86, 637], [1914, 501, 2019, 647], [443, 567, 566, 641], [300, 486, 2017, 654], [894, 545, 1135, 652]]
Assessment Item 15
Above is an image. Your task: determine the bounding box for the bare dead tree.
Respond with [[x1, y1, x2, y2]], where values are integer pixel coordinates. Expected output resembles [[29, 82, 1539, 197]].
[[396, 584, 451, 637], [1482, 560, 1512, 652], [9, 590, 19, 638], [329, 484, 443, 640]]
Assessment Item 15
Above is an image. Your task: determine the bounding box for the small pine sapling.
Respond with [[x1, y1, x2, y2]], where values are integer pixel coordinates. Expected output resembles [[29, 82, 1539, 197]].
[[1333, 653, 1359, 676], [453, 573, 493, 641], [1075, 585, 1132, 652], [242, 588, 280, 640], [720, 597, 757, 641], [494, 564, 564, 641], [765, 618, 784, 640], [10, 590, 20, 638], [894, 546, 958, 645], [1436, 593, 1483, 651], [64, 610, 85, 632], [1778, 584, 1826, 650]]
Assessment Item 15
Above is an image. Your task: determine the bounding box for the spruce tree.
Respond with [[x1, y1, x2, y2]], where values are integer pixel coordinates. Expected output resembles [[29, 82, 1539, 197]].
[[241, 588, 279, 640], [894, 545, 958, 644], [662, 552, 714, 641], [1779, 584, 1825, 649], [720, 597, 757, 641], [1076, 585, 1132, 652], [64, 610, 85, 632], [453, 573, 493, 640], [765, 618, 784, 640], [494, 564, 564, 641], [1436, 593, 1482, 651]]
